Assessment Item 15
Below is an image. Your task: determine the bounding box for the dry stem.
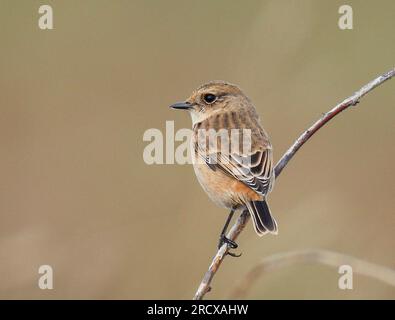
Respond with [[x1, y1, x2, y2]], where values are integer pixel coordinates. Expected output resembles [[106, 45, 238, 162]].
[[229, 249, 395, 299]]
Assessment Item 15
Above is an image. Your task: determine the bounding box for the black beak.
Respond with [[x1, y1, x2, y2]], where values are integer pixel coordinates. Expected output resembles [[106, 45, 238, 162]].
[[169, 101, 192, 110]]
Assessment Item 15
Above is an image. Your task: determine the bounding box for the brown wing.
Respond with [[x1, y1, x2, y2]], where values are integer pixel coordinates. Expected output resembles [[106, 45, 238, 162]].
[[193, 109, 274, 196], [195, 143, 274, 197]]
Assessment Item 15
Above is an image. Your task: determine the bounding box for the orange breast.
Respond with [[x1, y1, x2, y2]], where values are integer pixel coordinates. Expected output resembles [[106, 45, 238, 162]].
[[193, 161, 264, 208], [231, 180, 262, 201]]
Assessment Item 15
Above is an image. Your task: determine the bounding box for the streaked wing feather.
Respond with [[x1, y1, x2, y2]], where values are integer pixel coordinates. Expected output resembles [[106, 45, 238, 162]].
[[196, 143, 274, 196]]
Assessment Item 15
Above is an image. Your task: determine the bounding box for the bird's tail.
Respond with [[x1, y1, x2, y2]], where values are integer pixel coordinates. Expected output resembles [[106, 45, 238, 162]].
[[246, 200, 278, 236]]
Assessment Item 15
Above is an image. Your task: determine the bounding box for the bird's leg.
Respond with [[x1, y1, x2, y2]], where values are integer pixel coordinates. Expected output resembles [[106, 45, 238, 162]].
[[218, 209, 235, 248], [218, 209, 242, 257]]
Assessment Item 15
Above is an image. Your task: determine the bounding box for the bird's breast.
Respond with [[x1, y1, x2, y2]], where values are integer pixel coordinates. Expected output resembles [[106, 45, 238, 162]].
[[192, 161, 262, 209]]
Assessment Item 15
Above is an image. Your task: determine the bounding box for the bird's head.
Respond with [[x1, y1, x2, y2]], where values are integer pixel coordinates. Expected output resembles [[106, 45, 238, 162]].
[[170, 81, 251, 125]]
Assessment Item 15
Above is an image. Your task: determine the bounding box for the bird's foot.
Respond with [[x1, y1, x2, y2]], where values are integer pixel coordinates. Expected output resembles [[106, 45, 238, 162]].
[[218, 235, 238, 249], [218, 235, 242, 257]]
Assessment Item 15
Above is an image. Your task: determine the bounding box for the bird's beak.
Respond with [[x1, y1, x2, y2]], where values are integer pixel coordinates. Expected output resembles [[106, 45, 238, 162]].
[[169, 101, 192, 110]]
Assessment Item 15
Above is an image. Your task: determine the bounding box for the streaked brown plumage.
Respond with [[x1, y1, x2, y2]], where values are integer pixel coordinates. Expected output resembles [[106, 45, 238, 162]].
[[170, 81, 277, 246]]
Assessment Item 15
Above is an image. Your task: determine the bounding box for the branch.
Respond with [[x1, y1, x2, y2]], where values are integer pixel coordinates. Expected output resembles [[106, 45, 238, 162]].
[[229, 249, 395, 299], [193, 67, 395, 300], [275, 68, 395, 177]]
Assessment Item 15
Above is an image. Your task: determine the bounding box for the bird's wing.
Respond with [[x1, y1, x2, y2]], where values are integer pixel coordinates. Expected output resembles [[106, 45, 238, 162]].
[[195, 142, 274, 196]]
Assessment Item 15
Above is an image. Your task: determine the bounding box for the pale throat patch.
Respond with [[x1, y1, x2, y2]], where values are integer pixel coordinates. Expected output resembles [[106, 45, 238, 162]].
[[189, 108, 223, 126]]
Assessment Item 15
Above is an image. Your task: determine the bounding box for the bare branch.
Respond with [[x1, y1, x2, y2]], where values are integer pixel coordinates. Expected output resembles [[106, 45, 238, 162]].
[[229, 249, 395, 299], [193, 67, 395, 300], [194, 210, 250, 299], [275, 68, 395, 177]]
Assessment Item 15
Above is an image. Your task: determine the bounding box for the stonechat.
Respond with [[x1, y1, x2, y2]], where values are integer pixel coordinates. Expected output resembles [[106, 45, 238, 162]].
[[170, 81, 277, 255]]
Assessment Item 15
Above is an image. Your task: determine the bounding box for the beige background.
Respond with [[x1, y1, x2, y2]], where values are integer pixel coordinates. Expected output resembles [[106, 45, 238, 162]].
[[0, 0, 394, 299]]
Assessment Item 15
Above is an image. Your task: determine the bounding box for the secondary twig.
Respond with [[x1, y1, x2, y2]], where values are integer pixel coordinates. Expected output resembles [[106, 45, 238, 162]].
[[229, 249, 395, 299], [193, 67, 395, 300]]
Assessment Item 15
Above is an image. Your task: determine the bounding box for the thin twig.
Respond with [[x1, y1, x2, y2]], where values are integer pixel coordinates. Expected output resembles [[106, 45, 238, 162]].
[[275, 68, 395, 177], [229, 249, 395, 299], [193, 67, 395, 300]]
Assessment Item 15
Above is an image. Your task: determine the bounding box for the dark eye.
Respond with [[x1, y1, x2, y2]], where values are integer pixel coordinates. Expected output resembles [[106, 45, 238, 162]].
[[203, 93, 217, 104]]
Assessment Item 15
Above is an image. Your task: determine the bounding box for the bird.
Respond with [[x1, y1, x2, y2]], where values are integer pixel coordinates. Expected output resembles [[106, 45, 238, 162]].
[[170, 81, 277, 256]]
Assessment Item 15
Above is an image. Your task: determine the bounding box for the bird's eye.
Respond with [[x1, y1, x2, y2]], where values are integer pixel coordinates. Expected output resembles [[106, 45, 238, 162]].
[[203, 93, 217, 104]]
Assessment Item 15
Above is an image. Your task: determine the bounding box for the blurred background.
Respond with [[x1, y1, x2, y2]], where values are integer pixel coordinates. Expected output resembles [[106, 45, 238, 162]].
[[0, 0, 394, 299]]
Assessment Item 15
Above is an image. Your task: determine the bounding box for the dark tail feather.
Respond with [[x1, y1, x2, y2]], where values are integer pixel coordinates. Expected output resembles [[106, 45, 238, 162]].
[[246, 200, 278, 236]]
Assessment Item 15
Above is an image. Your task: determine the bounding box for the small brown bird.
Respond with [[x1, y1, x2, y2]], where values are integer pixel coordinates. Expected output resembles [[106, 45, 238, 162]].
[[170, 81, 277, 256]]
